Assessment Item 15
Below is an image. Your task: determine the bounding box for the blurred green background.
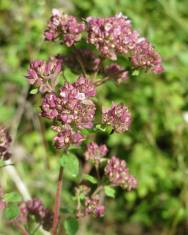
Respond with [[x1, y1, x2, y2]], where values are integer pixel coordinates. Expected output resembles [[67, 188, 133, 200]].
[[0, 0, 188, 234]]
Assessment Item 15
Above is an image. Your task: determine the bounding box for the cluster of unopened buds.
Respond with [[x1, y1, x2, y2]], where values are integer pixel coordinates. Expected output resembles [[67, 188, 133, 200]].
[[17, 199, 53, 231], [24, 9, 163, 221]]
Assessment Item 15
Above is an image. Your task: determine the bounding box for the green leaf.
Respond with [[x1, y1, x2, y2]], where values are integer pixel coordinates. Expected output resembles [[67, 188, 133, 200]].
[[80, 128, 95, 135], [104, 186, 116, 198], [30, 88, 38, 94], [132, 70, 140, 76], [4, 205, 19, 220], [0, 160, 5, 167], [0, 106, 15, 122], [83, 174, 98, 184], [64, 218, 79, 235], [60, 153, 79, 178], [95, 124, 106, 132], [4, 192, 22, 203], [95, 124, 112, 134]]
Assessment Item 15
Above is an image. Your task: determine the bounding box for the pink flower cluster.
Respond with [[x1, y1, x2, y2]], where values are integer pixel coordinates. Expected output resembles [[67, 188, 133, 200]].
[[102, 103, 131, 133], [26, 57, 63, 93], [53, 126, 84, 149], [104, 64, 128, 84], [105, 156, 137, 190], [41, 76, 96, 148], [84, 196, 105, 218], [84, 142, 108, 166], [18, 199, 53, 231], [131, 38, 164, 73], [0, 125, 11, 160], [86, 13, 163, 73], [64, 48, 101, 73], [44, 9, 85, 47]]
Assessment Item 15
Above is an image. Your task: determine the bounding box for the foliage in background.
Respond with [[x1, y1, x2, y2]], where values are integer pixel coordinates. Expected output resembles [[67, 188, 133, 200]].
[[0, 0, 188, 234]]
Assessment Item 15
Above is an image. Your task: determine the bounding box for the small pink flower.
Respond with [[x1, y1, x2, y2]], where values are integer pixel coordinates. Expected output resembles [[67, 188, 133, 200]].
[[84, 142, 108, 166], [41, 76, 96, 131], [86, 13, 163, 73], [105, 156, 137, 190], [26, 57, 63, 93], [44, 11, 85, 46], [131, 38, 164, 74], [84, 196, 105, 217], [102, 103, 131, 133], [74, 76, 96, 98], [41, 93, 59, 119], [53, 126, 84, 149]]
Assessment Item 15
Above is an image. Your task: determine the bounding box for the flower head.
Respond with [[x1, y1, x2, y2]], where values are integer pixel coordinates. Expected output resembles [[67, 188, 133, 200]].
[[41, 92, 59, 119], [17, 199, 53, 231], [74, 75, 96, 98], [84, 142, 108, 166], [86, 13, 163, 73], [131, 38, 164, 74], [41, 76, 96, 130], [105, 156, 137, 190], [26, 57, 63, 93], [102, 103, 131, 133], [86, 13, 134, 60], [84, 196, 105, 217], [44, 9, 85, 47], [53, 126, 84, 149]]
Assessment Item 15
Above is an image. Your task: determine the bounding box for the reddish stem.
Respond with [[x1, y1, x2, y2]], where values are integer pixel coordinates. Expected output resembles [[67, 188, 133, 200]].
[[94, 76, 111, 86], [52, 166, 64, 235]]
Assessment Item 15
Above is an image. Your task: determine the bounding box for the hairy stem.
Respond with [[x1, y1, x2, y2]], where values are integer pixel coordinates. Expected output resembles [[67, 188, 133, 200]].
[[73, 46, 87, 77], [94, 76, 111, 86], [52, 166, 64, 235]]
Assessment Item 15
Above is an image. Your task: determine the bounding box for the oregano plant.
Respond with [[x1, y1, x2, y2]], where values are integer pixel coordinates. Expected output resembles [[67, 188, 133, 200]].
[[0, 9, 163, 235]]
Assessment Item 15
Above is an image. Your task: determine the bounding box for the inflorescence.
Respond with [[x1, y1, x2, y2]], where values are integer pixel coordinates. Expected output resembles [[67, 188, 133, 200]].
[[24, 9, 164, 221], [17, 199, 53, 231]]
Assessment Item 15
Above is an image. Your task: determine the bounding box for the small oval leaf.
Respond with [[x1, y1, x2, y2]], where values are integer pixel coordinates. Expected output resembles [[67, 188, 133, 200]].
[[4, 192, 22, 203], [60, 153, 79, 178], [4, 205, 19, 220], [83, 174, 98, 184], [64, 218, 79, 235], [104, 186, 116, 198]]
